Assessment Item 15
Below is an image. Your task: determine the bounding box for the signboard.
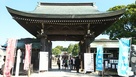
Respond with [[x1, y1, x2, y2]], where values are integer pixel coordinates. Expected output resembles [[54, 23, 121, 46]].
[[39, 52, 48, 71], [84, 53, 94, 73], [96, 46, 103, 71]]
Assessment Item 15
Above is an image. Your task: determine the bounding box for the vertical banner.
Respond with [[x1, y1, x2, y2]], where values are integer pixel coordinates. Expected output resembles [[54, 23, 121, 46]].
[[39, 52, 48, 71], [96, 46, 103, 71], [117, 38, 130, 76], [84, 53, 94, 73], [24, 44, 32, 70], [3, 38, 17, 77], [15, 49, 21, 77]]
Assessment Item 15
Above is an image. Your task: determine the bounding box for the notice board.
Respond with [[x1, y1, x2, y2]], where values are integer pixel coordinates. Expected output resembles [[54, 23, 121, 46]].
[[39, 52, 48, 71]]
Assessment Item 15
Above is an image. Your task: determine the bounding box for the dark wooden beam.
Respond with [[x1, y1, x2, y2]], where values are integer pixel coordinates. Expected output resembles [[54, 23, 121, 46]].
[[48, 35, 83, 41], [46, 30, 85, 35]]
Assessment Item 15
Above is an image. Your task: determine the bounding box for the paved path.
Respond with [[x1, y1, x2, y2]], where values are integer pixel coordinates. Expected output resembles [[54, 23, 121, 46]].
[[0, 65, 101, 77], [29, 64, 101, 77], [0, 62, 110, 77], [1, 61, 135, 77]]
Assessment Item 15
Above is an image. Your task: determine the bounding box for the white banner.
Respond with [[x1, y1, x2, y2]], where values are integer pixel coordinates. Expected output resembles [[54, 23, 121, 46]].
[[39, 52, 48, 71], [84, 53, 94, 73]]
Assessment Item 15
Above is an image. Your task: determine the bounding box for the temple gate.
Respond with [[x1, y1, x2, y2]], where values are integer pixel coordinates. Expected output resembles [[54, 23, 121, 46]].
[[6, 2, 125, 71]]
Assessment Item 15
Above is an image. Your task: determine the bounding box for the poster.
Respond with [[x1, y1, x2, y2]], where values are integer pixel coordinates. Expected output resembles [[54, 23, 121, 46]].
[[39, 52, 48, 71], [84, 53, 94, 73]]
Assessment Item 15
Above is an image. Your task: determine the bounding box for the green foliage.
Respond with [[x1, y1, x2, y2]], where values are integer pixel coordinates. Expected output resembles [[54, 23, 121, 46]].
[[55, 46, 63, 51], [62, 47, 68, 51], [104, 3, 136, 44], [67, 44, 74, 54], [72, 44, 79, 56], [55, 45, 68, 51], [52, 43, 79, 56], [52, 48, 61, 56]]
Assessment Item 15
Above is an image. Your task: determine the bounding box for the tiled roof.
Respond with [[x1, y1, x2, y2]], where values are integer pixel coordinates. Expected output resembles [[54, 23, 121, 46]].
[[30, 3, 100, 14]]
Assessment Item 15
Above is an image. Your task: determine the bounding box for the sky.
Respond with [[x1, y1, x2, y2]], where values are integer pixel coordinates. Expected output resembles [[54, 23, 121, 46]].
[[0, 0, 135, 48]]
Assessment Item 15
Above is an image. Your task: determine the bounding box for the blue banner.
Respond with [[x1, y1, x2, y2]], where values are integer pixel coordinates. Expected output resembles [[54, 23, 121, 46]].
[[96, 46, 103, 71], [117, 38, 130, 76]]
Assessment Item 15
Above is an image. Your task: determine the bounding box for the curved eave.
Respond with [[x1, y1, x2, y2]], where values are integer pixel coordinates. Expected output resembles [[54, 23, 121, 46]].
[[6, 6, 125, 19]]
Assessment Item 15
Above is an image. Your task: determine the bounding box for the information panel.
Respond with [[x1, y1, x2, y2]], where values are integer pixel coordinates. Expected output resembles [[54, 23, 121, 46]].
[[84, 53, 94, 73], [39, 52, 48, 71]]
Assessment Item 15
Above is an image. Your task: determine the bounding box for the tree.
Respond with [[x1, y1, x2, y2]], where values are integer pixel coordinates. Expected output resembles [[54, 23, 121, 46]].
[[55, 46, 63, 51], [67, 44, 74, 54], [52, 48, 61, 56], [72, 44, 79, 56], [104, 3, 136, 44], [62, 47, 68, 51]]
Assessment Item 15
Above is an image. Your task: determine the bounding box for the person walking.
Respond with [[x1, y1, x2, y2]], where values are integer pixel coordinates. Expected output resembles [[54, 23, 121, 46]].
[[57, 58, 60, 70], [63, 58, 68, 70], [69, 58, 73, 70], [75, 56, 80, 73], [72, 57, 76, 70]]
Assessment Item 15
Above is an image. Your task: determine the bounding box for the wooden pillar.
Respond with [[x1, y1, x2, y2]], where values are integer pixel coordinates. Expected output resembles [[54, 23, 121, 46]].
[[84, 35, 92, 53], [40, 39, 52, 69], [79, 41, 85, 71], [79, 41, 86, 71], [81, 33, 94, 71], [48, 41, 52, 69], [40, 35, 51, 70], [40, 37, 48, 51]]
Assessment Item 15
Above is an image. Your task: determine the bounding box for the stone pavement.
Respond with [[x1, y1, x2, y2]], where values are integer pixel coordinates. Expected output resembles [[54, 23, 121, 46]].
[[30, 70, 101, 77], [0, 61, 135, 77], [0, 62, 117, 77], [10, 69, 101, 77], [0, 66, 101, 77]]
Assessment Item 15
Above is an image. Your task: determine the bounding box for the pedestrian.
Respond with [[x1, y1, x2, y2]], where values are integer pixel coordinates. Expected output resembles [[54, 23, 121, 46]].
[[69, 58, 73, 70], [57, 58, 60, 70], [63, 58, 68, 70], [72, 57, 76, 70], [75, 56, 80, 73]]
